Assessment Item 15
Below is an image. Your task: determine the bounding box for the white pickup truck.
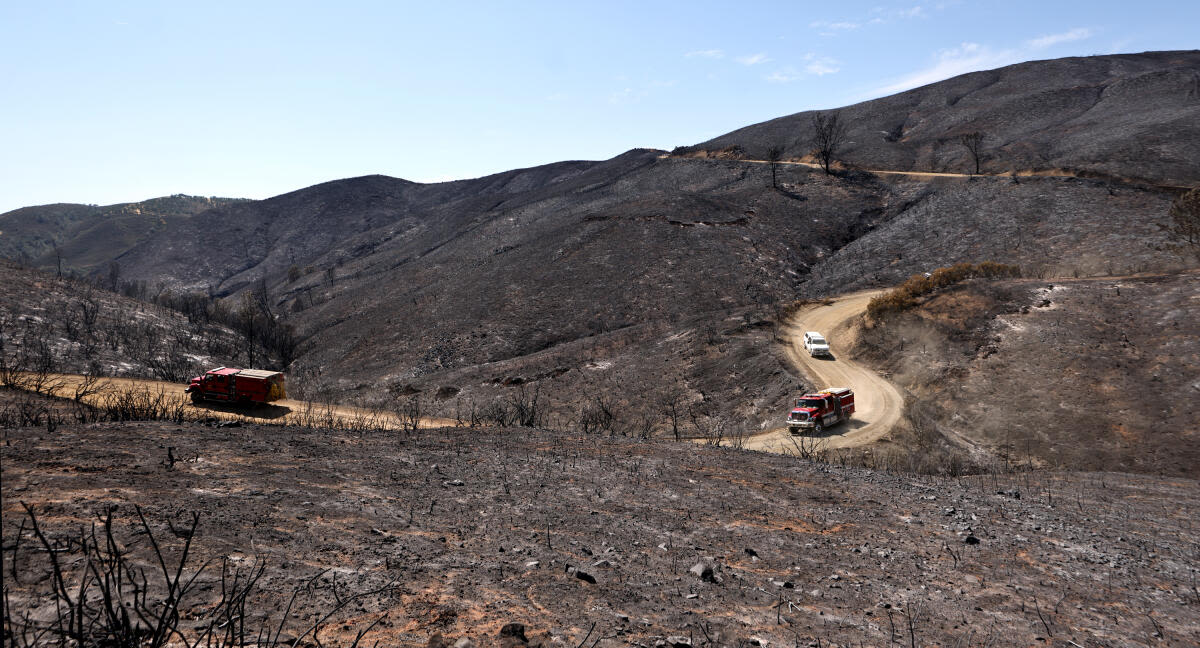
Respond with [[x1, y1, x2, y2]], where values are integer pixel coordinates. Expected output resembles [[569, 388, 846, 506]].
[[803, 331, 831, 357]]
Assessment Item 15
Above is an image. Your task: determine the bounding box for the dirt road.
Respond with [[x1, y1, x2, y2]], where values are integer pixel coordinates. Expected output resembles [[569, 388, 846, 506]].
[[36, 374, 456, 429], [741, 291, 906, 454], [663, 155, 1195, 190]]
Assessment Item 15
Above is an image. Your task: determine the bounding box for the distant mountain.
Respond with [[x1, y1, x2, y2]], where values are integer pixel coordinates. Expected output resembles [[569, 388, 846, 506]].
[[689, 50, 1200, 186], [0, 195, 247, 275]]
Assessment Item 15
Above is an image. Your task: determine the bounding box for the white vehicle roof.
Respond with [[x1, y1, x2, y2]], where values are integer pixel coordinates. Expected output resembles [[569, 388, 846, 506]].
[[806, 331, 825, 337]]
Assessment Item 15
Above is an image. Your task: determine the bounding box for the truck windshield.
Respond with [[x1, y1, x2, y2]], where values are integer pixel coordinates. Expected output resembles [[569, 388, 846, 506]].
[[811, 337, 826, 345], [797, 399, 823, 409]]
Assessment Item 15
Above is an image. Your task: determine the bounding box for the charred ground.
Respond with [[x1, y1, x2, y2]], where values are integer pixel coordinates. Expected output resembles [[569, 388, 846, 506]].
[[852, 272, 1200, 476], [4, 420, 1198, 647]]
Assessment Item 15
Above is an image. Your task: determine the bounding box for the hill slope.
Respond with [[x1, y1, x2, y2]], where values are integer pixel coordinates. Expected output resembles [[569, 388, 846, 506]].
[[689, 51, 1200, 186], [0, 194, 246, 276], [2, 52, 1196, 471]]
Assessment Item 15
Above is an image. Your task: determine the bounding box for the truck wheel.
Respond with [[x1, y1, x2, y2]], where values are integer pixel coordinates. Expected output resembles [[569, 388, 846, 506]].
[[190, 392, 202, 404], [813, 422, 824, 435]]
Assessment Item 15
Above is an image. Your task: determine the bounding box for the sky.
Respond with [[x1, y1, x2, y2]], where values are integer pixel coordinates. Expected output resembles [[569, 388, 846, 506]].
[[1, 1, 1196, 213]]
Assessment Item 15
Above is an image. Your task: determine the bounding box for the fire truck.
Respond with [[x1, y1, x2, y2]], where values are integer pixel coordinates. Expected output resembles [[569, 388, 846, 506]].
[[786, 388, 854, 435], [185, 367, 286, 405]]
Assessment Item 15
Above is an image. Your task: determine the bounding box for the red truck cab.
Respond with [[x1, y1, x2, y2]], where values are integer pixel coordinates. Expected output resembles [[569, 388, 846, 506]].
[[186, 367, 286, 405], [787, 387, 854, 434]]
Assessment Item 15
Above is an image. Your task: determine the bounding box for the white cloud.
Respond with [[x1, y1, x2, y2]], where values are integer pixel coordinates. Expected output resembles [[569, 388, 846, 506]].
[[1027, 27, 1093, 50], [870, 26, 1098, 99], [806, 58, 840, 76], [767, 55, 840, 83], [814, 5, 926, 34], [767, 68, 804, 83], [736, 52, 771, 66], [609, 87, 636, 104], [685, 49, 724, 59], [810, 20, 860, 31], [871, 42, 1022, 96]]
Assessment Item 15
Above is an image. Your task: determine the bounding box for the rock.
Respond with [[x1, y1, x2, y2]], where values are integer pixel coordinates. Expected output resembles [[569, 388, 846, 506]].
[[444, 479, 465, 487], [964, 535, 981, 545], [689, 561, 722, 584], [525, 560, 540, 568], [744, 547, 759, 558], [427, 633, 448, 648], [452, 639, 475, 648], [498, 623, 527, 643], [575, 570, 597, 584], [667, 636, 692, 647], [592, 559, 612, 568]]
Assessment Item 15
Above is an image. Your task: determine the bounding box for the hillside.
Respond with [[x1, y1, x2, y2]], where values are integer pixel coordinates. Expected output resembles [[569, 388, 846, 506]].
[[1, 52, 1197, 472], [0, 260, 251, 382], [0, 194, 246, 275], [689, 51, 1200, 187], [851, 271, 1200, 476]]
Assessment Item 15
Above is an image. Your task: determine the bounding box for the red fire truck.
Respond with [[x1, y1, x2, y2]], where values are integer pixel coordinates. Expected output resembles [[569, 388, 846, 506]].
[[185, 367, 286, 405], [786, 388, 854, 435]]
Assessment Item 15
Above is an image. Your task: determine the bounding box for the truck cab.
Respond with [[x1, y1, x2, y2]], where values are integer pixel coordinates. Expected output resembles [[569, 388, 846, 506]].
[[787, 388, 854, 434]]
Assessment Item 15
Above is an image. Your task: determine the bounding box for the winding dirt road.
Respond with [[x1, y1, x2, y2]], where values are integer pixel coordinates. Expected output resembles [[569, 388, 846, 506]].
[[32, 290, 907, 446], [741, 291, 906, 454], [662, 154, 1196, 190]]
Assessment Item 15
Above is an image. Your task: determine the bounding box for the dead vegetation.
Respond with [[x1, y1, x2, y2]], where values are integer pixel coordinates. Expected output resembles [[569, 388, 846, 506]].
[[865, 262, 1021, 320], [3, 504, 392, 648], [4, 419, 1198, 647], [853, 272, 1200, 476]]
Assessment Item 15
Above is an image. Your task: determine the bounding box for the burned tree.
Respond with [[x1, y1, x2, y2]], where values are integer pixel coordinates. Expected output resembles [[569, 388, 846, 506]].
[[811, 111, 848, 174], [959, 131, 986, 175], [766, 145, 784, 189]]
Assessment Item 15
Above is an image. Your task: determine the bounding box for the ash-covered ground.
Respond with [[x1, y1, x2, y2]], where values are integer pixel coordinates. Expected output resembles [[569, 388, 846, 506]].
[[4, 419, 1197, 647]]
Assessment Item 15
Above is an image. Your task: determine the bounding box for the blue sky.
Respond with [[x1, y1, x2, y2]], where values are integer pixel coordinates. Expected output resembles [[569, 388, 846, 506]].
[[1, 1, 1196, 212]]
